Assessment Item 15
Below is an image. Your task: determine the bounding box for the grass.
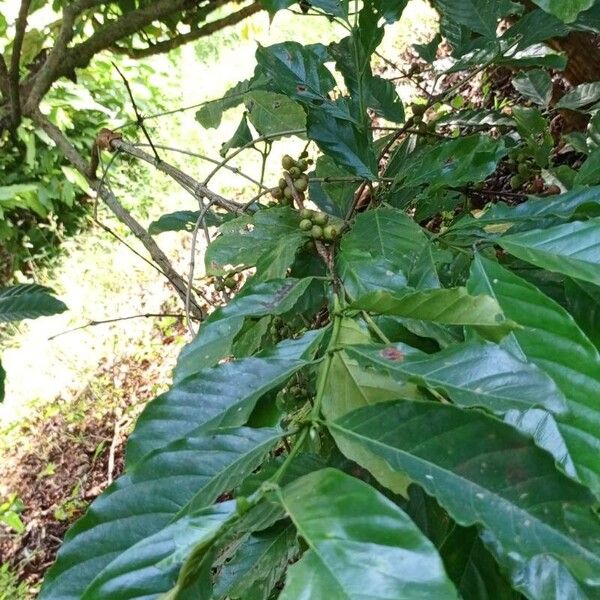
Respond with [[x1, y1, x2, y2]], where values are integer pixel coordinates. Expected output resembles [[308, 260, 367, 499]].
[[0, 2, 437, 595]]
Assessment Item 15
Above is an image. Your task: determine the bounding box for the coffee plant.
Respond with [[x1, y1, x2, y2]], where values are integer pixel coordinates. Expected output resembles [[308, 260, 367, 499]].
[[41, 1, 600, 598]]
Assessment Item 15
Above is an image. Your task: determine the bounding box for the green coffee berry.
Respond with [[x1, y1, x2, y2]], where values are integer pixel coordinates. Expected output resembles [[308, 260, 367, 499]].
[[283, 186, 294, 199], [294, 177, 308, 192], [225, 276, 236, 290], [299, 218, 313, 231], [311, 225, 323, 239], [323, 225, 337, 241], [278, 178, 287, 189], [271, 187, 283, 200], [297, 159, 309, 172], [300, 208, 314, 219], [510, 175, 523, 190], [282, 155, 295, 170], [289, 166, 301, 179], [517, 163, 530, 178], [300, 150, 309, 159], [312, 212, 328, 226], [412, 103, 427, 117]]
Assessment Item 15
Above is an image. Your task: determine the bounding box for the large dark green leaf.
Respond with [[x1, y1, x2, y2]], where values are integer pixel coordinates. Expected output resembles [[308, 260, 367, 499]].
[[278, 469, 459, 599], [499, 219, 600, 286], [309, 155, 356, 217], [40, 427, 279, 600], [345, 342, 575, 473], [306, 109, 378, 180], [556, 82, 600, 110], [564, 278, 600, 348], [213, 522, 297, 600], [468, 255, 600, 495], [244, 91, 306, 138], [0, 284, 67, 322], [346, 342, 567, 415], [256, 42, 352, 121], [328, 400, 600, 600], [512, 69, 553, 106], [205, 207, 304, 279], [128, 330, 325, 466], [342, 208, 438, 288], [352, 287, 516, 341], [373, 0, 409, 22], [368, 76, 405, 123], [79, 502, 235, 599], [393, 135, 507, 191], [174, 278, 317, 382]]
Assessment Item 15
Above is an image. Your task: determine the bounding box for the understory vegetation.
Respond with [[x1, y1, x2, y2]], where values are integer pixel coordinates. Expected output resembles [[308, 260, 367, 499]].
[[3, 0, 600, 598]]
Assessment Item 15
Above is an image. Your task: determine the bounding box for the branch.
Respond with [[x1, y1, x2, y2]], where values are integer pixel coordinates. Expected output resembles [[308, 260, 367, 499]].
[[26, 0, 198, 108], [110, 137, 244, 214], [0, 54, 9, 99], [8, 0, 32, 129], [112, 2, 262, 59], [29, 109, 205, 320]]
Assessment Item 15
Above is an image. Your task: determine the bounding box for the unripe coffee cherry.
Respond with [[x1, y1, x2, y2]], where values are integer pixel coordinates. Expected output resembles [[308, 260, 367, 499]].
[[510, 175, 523, 190], [271, 187, 283, 200], [283, 186, 294, 199], [294, 176, 308, 192], [323, 225, 337, 241], [278, 178, 287, 189], [289, 166, 301, 179], [282, 155, 295, 170], [300, 208, 314, 219], [225, 276, 236, 290], [312, 212, 328, 226], [311, 225, 323, 239], [299, 219, 313, 231], [297, 159, 309, 172]]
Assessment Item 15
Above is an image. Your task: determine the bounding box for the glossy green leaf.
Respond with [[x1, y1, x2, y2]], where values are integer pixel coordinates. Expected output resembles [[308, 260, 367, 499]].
[[436, 0, 521, 37], [530, 0, 595, 23], [440, 526, 523, 600], [556, 82, 600, 110], [40, 428, 279, 599], [148, 209, 222, 235], [259, 0, 295, 15], [499, 219, 600, 286], [244, 91, 306, 138], [220, 113, 253, 157], [279, 469, 459, 599], [512, 69, 553, 106], [256, 42, 351, 121], [346, 342, 575, 473], [343, 208, 438, 288], [82, 502, 235, 599], [346, 341, 567, 415], [329, 400, 600, 599], [564, 278, 600, 348], [436, 108, 515, 129], [128, 331, 325, 466], [174, 278, 317, 382], [205, 207, 304, 278], [468, 255, 600, 494], [393, 135, 507, 191], [368, 76, 405, 123], [213, 522, 297, 600], [0, 284, 67, 322], [352, 287, 516, 340], [306, 109, 377, 180], [373, 0, 409, 22], [309, 155, 356, 217]]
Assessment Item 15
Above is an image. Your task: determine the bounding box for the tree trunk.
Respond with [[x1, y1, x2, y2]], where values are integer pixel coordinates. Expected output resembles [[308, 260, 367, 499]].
[[549, 32, 600, 86]]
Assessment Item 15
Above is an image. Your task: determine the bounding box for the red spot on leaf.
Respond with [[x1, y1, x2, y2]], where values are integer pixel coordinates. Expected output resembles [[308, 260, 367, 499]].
[[380, 347, 405, 362], [297, 84, 307, 92]]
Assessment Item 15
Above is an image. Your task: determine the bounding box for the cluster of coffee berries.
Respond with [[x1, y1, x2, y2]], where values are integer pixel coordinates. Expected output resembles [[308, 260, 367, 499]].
[[269, 315, 308, 342], [507, 148, 560, 195], [298, 208, 338, 242], [212, 270, 239, 293], [276, 372, 311, 412], [271, 152, 312, 207]]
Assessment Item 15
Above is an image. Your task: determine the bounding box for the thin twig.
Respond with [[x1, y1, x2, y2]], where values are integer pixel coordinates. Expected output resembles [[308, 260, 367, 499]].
[[113, 62, 161, 163], [48, 312, 187, 341]]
